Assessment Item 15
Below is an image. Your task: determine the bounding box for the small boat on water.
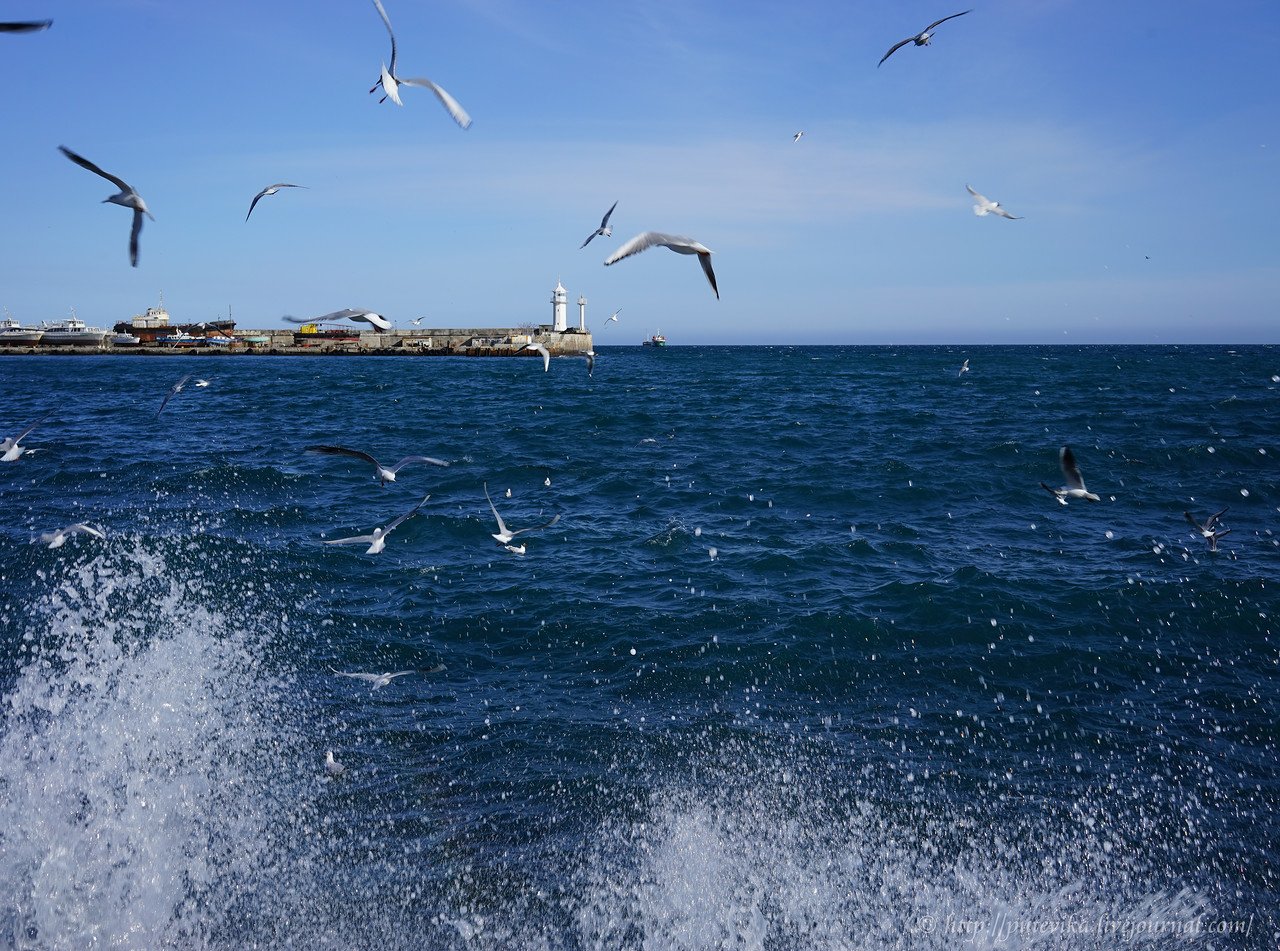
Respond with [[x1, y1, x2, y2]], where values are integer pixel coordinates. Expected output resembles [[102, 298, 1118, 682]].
[[642, 331, 667, 347], [40, 312, 109, 346], [0, 313, 44, 346]]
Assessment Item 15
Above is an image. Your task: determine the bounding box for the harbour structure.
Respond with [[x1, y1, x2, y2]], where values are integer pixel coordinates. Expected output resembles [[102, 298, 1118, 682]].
[[1, 280, 593, 358]]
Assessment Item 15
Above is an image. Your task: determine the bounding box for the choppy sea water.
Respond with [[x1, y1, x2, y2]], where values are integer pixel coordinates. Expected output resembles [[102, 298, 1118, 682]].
[[0, 345, 1277, 949]]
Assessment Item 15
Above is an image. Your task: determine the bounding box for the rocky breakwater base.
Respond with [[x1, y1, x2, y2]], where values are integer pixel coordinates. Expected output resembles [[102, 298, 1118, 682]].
[[0, 327, 594, 358]]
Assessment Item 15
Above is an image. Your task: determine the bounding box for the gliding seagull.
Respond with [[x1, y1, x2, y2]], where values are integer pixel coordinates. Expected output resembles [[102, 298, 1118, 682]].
[[966, 184, 1022, 220], [1040, 446, 1100, 504], [329, 667, 416, 690], [878, 10, 971, 67], [580, 200, 618, 249], [38, 523, 105, 549], [59, 145, 153, 267], [322, 493, 429, 554], [157, 374, 193, 416], [605, 309, 621, 325], [369, 0, 472, 129], [604, 232, 719, 299], [245, 183, 306, 222], [793, 131, 804, 143], [284, 309, 393, 332], [306, 445, 449, 486], [522, 342, 550, 371], [959, 359, 969, 376], [1185, 508, 1231, 551], [483, 482, 560, 546], [1, 413, 50, 462]]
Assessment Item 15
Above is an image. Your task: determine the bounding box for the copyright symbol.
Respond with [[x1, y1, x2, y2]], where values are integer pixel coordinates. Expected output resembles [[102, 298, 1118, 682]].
[[916, 915, 936, 934]]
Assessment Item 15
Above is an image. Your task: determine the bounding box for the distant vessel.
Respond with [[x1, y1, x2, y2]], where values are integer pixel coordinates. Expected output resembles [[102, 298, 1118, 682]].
[[41, 311, 109, 346], [642, 331, 667, 347], [0, 312, 44, 346], [111, 332, 141, 346], [158, 329, 201, 347]]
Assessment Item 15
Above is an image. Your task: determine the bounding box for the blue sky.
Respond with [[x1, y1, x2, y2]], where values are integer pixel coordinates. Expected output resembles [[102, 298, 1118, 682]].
[[2, 0, 1277, 344]]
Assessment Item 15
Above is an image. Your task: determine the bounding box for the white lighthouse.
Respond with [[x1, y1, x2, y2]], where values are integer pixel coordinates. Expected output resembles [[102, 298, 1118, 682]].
[[551, 280, 568, 332], [577, 295, 587, 331]]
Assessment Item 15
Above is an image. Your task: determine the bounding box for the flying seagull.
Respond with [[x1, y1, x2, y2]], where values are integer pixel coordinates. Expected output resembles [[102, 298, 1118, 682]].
[[284, 308, 393, 332], [322, 493, 429, 554], [483, 482, 560, 546], [1040, 446, 1100, 504], [580, 200, 618, 249], [522, 342, 550, 371], [604, 232, 719, 299], [0, 20, 51, 32], [878, 10, 971, 67], [329, 667, 416, 690], [410, 316, 426, 326], [959, 359, 969, 376], [1185, 508, 1231, 552], [59, 145, 153, 267], [793, 131, 804, 143], [306, 445, 448, 486], [245, 183, 306, 222], [157, 374, 194, 416], [966, 184, 1022, 220], [605, 309, 621, 324], [1, 412, 50, 462], [369, 0, 472, 128], [38, 523, 105, 549]]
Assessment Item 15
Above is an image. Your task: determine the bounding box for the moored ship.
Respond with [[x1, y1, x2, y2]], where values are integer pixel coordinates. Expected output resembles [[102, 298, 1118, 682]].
[[0, 313, 44, 346], [40, 311, 109, 346]]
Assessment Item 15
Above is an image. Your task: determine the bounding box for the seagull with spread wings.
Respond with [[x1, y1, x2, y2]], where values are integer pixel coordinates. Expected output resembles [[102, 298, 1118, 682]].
[[1040, 446, 1100, 505], [322, 494, 429, 554], [369, 0, 472, 128], [483, 483, 560, 547], [966, 184, 1022, 220], [580, 200, 618, 249], [246, 183, 306, 222], [306, 445, 448, 486], [878, 10, 971, 67], [605, 232, 719, 299], [59, 145, 153, 267]]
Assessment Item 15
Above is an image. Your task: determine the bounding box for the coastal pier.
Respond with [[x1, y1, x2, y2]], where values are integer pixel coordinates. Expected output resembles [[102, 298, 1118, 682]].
[[0, 282, 596, 358]]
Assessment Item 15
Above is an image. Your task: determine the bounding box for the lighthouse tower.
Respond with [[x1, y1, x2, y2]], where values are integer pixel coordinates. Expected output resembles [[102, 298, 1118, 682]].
[[577, 295, 587, 331], [551, 280, 568, 332]]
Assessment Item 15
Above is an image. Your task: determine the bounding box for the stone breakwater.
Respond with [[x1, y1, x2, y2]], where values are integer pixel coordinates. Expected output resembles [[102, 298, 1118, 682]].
[[0, 327, 594, 357]]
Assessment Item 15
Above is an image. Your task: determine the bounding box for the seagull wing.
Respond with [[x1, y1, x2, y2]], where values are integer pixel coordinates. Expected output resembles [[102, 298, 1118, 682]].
[[877, 36, 913, 67], [965, 184, 988, 204], [401, 78, 473, 129], [158, 375, 192, 415], [1184, 511, 1203, 530], [129, 207, 143, 267], [0, 20, 53, 32], [992, 206, 1022, 220], [604, 232, 680, 265], [599, 200, 618, 230], [306, 445, 381, 472], [698, 252, 720, 299], [922, 9, 972, 34], [386, 455, 450, 474], [483, 482, 510, 538], [58, 146, 131, 192], [371, 0, 397, 74], [324, 533, 379, 546], [509, 513, 561, 539], [580, 230, 600, 249], [66, 524, 106, 540], [382, 494, 429, 534], [330, 668, 381, 682], [385, 671, 415, 680], [245, 188, 268, 221], [13, 412, 51, 443], [1207, 507, 1229, 530], [1059, 446, 1087, 490]]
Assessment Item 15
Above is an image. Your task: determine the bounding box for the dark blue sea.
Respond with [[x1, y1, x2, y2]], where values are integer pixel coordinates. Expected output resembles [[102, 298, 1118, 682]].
[[0, 346, 1276, 949]]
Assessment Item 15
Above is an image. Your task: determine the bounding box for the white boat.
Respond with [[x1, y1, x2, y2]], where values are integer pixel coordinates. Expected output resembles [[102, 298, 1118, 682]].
[[159, 329, 201, 347], [40, 312, 109, 346], [0, 313, 44, 346], [111, 332, 141, 346]]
